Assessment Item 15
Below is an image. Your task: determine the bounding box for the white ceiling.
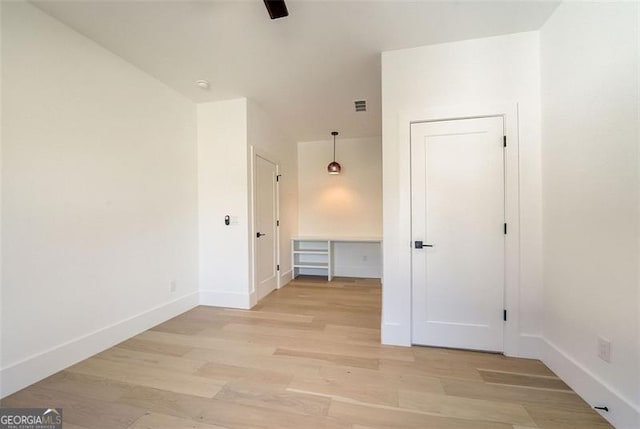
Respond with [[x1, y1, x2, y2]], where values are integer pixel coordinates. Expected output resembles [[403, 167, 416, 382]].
[[33, 0, 559, 142]]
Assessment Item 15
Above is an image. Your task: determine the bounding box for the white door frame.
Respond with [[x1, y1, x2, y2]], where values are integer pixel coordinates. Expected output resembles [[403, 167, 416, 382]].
[[249, 146, 280, 304], [402, 103, 520, 357]]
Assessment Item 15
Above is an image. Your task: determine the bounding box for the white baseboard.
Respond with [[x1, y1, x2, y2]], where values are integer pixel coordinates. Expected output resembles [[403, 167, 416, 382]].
[[257, 282, 275, 301], [279, 269, 292, 287], [0, 292, 199, 399], [381, 321, 411, 346], [199, 289, 255, 309], [518, 333, 544, 360], [542, 338, 640, 429]]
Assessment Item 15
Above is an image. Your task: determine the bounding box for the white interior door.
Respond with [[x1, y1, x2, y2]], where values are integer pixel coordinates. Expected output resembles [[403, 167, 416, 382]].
[[254, 153, 278, 300], [411, 116, 505, 352]]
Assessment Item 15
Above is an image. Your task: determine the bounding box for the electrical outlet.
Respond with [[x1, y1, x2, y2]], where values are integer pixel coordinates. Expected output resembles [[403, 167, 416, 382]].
[[597, 336, 611, 363], [362, 255, 368, 262], [170, 280, 177, 293]]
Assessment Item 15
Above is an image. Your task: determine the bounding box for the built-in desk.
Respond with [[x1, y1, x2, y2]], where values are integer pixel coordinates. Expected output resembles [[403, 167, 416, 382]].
[[291, 237, 382, 281]]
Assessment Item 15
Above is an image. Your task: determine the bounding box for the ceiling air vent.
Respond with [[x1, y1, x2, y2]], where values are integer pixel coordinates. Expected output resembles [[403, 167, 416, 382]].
[[354, 100, 367, 112]]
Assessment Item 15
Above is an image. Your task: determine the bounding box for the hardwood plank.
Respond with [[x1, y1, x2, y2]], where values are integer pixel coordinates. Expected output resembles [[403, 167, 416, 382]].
[[478, 369, 571, 391], [441, 379, 593, 412], [322, 324, 381, 342], [274, 338, 414, 362], [220, 308, 315, 323], [197, 398, 351, 429], [186, 348, 322, 378], [318, 366, 444, 396], [328, 399, 515, 429], [116, 337, 193, 357], [128, 412, 228, 429], [219, 322, 345, 340], [214, 381, 331, 417], [194, 362, 293, 386], [37, 371, 131, 402], [67, 357, 224, 398], [524, 404, 612, 429], [413, 346, 555, 377], [116, 386, 220, 421], [96, 347, 207, 374], [217, 316, 326, 331], [378, 358, 484, 382], [138, 330, 276, 355], [274, 348, 380, 369], [398, 389, 536, 426], [288, 375, 399, 407], [198, 324, 389, 353]]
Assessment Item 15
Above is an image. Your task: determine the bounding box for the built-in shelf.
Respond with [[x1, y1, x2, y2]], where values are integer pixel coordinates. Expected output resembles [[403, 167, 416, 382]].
[[292, 238, 331, 280], [291, 237, 382, 282], [293, 262, 330, 268], [292, 249, 328, 255]]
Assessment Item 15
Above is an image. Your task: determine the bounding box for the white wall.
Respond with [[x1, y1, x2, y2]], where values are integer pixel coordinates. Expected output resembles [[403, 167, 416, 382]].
[[298, 137, 382, 238], [1, 2, 199, 397], [247, 100, 298, 286], [332, 242, 382, 279], [381, 32, 542, 351], [197, 99, 251, 308], [540, 3, 639, 427]]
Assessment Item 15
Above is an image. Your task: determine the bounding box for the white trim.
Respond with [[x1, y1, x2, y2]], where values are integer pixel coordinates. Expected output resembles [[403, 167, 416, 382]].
[[199, 290, 255, 309], [518, 334, 544, 360], [386, 102, 521, 357], [249, 146, 281, 301], [381, 322, 411, 346], [257, 281, 275, 301], [542, 338, 640, 429], [279, 269, 293, 287], [0, 292, 198, 398]]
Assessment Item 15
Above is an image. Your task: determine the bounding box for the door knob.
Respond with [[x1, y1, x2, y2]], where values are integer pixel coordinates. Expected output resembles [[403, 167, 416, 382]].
[[257, 232, 266, 238], [414, 241, 433, 249]]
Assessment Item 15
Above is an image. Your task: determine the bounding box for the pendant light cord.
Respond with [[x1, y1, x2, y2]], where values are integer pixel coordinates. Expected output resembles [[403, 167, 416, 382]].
[[333, 134, 336, 161]]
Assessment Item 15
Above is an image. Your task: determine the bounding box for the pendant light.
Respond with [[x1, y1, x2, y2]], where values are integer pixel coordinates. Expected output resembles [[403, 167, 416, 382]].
[[327, 131, 342, 175]]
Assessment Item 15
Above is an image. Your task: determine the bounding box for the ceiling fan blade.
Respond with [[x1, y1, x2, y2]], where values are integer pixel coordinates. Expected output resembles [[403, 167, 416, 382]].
[[263, 0, 288, 20]]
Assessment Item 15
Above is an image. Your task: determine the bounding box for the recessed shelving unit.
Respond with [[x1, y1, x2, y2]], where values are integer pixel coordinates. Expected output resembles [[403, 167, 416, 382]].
[[292, 239, 331, 280], [292, 237, 383, 281]]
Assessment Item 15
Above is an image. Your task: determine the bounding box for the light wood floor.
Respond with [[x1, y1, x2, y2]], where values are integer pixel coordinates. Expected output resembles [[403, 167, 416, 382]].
[[2, 276, 611, 429]]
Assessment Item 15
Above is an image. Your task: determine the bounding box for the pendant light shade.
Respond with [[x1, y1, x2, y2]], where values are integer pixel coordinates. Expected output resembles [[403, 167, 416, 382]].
[[327, 131, 342, 175], [327, 161, 341, 174]]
